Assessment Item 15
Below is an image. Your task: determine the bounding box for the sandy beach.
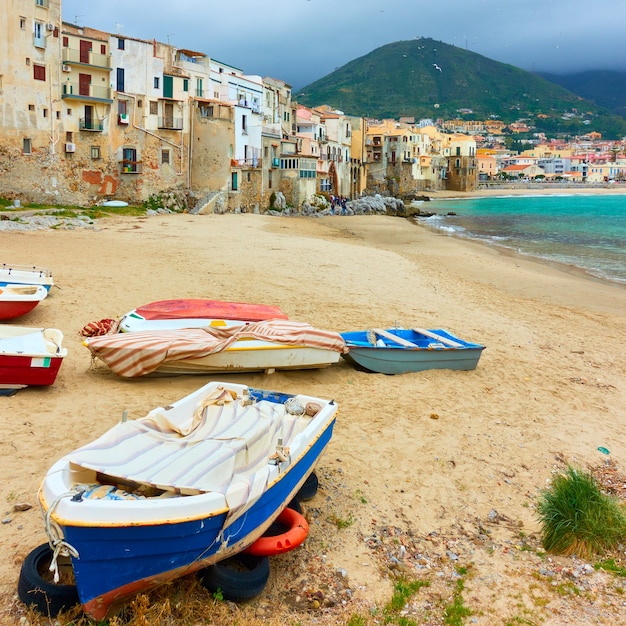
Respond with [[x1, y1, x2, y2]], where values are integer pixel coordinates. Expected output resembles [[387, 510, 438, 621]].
[[1, 208, 626, 625]]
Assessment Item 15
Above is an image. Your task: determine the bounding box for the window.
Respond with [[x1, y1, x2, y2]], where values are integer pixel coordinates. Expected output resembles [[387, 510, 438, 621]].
[[122, 147, 139, 173], [153, 76, 160, 89], [100, 44, 106, 55], [33, 64, 46, 81], [149, 101, 158, 115], [161, 149, 170, 165], [117, 38, 125, 50], [116, 67, 124, 92], [163, 75, 173, 99], [90, 146, 101, 159], [28, 104, 35, 111], [20, 17, 26, 29], [33, 21, 44, 47], [65, 132, 73, 142], [62, 36, 68, 47], [183, 79, 189, 92], [199, 105, 213, 118], [42, 108, 48, 118], [35, 0, 47, 6], [23, 138, 32, 155], [242, 114, 247, 134], [118, 100, 127, 115], [196, 78, 203, 97]]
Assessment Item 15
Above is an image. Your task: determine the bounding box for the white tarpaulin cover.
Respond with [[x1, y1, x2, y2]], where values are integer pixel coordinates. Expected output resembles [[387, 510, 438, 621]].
[[68, 387, 311, 524]]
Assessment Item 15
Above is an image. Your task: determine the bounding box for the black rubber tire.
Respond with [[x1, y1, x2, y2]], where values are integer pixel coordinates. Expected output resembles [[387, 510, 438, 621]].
[[296, 471, 319, 502], [200, 553, 270, 602], [18, 543, 80, 617], [263, 503, 301, 537], [287, 497, 302, 514]]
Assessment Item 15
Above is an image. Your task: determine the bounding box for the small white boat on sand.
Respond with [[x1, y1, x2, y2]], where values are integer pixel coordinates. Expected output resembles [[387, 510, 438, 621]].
[[0, 263, 54, 292], [84, 319, 347, 376]]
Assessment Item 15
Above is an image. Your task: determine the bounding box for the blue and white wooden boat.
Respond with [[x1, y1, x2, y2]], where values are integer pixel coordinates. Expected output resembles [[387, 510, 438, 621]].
[[0, 263, 54, 292], [340, 327, 485, 374], [34, 381, 338, 619]]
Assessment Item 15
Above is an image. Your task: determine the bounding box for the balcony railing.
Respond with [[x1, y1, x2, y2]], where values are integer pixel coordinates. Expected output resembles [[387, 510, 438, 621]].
[[62, 48, 111, 69], [79, 118, 104, 131], [119, 160, 143, 174], [231, 158, 262, 168], [62, 82, 112, 101], [158, 117, 183, 130]]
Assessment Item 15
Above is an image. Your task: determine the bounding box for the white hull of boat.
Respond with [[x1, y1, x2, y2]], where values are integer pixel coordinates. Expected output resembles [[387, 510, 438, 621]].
[[154, 341, 341, 375]]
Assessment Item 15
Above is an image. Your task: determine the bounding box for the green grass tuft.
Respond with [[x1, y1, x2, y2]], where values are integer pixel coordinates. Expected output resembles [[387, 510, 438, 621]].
[[536, 465, 626, 558]]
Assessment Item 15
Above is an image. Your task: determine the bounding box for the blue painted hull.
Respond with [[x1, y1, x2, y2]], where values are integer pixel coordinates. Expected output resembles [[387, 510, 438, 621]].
[[341, 328, 484, 375], [63, 419, 334, 618]]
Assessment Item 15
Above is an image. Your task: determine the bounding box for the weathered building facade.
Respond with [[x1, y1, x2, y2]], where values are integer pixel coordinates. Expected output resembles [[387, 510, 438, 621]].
[[1, 1, 478, 209]]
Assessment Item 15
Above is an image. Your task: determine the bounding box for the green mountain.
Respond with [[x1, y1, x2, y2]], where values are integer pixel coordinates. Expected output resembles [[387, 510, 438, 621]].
[[296, 38, 626, 138], [537, 70, 626, 119]]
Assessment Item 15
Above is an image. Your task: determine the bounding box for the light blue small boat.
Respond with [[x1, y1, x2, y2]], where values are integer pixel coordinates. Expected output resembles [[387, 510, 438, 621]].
[[340, 327, 485, 375]]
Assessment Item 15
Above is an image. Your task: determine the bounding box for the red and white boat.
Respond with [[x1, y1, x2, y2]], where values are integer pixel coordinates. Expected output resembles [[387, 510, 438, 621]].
[[0, 325, 67, 387], [118, 298, 289, 333], [0, 284, 48, 320]]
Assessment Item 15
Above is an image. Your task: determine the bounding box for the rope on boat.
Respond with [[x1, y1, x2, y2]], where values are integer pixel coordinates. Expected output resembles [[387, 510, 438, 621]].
[[43, 489, 82, 583]]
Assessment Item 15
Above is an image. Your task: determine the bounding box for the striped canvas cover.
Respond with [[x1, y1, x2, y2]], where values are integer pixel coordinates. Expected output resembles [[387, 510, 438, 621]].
[[68, 387, 311, 524], [85, 319, 347, 377]]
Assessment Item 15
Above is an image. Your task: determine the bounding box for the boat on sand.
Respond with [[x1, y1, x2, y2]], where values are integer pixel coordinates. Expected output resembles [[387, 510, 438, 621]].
[[0, 263, 54, 292], [84, 319, 347, 376], [24, 381, 338, 619], [0, 284, 48, 320], [340, 327, 485, 374], [118, 298, 288, 332], [0, 325, 67, 387]]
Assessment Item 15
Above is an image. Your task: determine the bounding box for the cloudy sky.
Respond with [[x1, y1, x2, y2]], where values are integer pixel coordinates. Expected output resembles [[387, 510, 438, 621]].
[[61, 0, 625, 90]]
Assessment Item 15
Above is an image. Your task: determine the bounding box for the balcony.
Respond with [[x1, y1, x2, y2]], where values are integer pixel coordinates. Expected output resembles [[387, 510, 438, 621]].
[[79, 118, 104, 132], [231, 157, 262, 168], [158, 117, 183, 130], [119, 160, 143, 174], [62, 48, 111, 70], [62, 82, 112, 102]]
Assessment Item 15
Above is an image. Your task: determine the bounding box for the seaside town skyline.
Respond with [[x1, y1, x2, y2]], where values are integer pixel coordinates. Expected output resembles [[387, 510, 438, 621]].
[[1, 0, 625, 215]]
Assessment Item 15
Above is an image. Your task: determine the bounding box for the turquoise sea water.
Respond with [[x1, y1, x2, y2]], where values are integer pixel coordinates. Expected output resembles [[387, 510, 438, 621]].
[[417, 194, 626, 285]]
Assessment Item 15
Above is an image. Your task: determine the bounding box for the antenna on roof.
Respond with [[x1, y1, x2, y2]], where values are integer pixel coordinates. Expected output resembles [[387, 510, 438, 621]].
[[74, 14, 84, 25]]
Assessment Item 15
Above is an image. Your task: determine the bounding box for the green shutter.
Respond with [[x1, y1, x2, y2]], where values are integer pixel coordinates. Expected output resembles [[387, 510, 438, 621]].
[[163, 75, 173, 99]]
